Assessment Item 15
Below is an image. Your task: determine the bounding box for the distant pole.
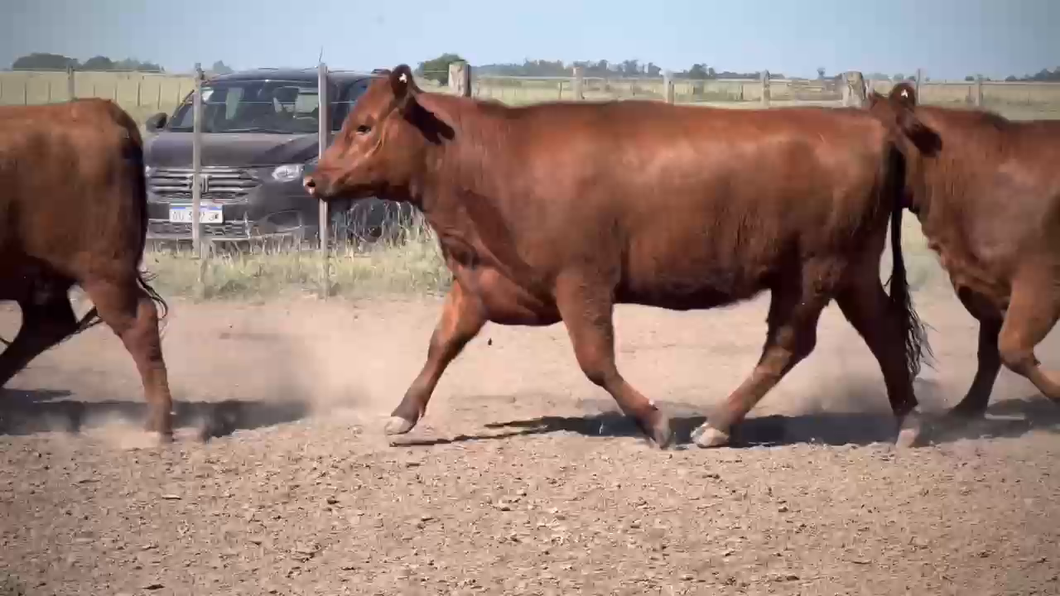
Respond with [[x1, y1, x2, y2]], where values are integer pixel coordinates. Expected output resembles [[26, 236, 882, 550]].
[[572, 66, 584, 101], [975, 74, 984, 107], [66, 66, 75, 102], [915, 68, 923, 99], [760, 70, 771, 108], [317, 61, 330, 298], [663, 70, 675, 104], [448, 61, 471, 97], [191, 62, 203, 259]]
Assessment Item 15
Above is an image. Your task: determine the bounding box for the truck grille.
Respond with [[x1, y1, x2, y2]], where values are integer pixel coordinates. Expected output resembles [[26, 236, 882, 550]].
[[147, 167, 260, 203], [148, 220, 252, 239]]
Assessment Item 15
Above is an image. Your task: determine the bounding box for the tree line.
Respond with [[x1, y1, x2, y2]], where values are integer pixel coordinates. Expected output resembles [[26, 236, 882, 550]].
[[9, 53, 234, 75]]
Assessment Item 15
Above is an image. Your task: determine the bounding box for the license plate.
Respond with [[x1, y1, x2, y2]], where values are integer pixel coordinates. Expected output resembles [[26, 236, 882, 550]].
[[169, 203, 223, 224]]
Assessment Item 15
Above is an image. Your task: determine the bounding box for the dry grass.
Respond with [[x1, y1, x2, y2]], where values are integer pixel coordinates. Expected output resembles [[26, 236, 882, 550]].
[[145, 213, 451, 301]]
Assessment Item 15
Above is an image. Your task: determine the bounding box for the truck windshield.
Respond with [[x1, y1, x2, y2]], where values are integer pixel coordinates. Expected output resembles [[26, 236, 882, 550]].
[[168, 79, 334, 134]]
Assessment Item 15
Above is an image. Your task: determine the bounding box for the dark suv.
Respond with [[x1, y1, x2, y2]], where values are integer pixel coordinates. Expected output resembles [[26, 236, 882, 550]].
[[142, 68, 411, 245]]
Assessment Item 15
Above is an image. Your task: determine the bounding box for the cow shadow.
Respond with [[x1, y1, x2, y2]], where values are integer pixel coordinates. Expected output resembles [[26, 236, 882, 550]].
[[0, 388, 309, 441], [392, 394, 1060, 449]]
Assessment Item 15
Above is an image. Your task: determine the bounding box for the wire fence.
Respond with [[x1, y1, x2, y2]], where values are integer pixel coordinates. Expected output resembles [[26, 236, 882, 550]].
[[5, 65, 1060, 124]]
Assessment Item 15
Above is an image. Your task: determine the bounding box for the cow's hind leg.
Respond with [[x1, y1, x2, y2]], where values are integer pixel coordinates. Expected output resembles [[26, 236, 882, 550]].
[[948, 289, 1003, 418], [80, 275, 174, 440], [554, 276, 673, 448], [0, 295, 79, 387], [692, 279, 827, 448], [385, 281, 486, 435], [834, 279, 924, 447], [995, 271, 1060, 401]]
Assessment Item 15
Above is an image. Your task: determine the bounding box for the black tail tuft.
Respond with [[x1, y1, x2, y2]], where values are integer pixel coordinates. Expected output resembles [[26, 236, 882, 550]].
[[885, 148, 935, 381]]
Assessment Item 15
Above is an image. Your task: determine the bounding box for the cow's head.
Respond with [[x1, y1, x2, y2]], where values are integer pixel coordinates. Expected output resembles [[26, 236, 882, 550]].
[[303, 64, 453, 202], [867, 81, 941, 156]]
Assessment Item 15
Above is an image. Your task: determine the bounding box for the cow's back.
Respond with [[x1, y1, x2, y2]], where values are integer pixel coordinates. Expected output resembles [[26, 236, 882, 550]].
[[0, 99, 147, 288], [481, 101, 899, 298]]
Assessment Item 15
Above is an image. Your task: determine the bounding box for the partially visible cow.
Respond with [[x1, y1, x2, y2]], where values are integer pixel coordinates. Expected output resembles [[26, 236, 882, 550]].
[[304, 65, 931, 449], [868, 83, 1060, 419], [0, 99, 174, 439]]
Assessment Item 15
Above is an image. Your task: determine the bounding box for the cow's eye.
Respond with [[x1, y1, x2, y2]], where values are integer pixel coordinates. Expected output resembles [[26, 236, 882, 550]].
[[356, 124, 372, 135]]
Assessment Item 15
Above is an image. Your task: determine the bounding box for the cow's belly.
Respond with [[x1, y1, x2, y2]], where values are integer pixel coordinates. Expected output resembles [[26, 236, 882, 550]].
[[617, 242, 776, 310], [453, 264, 561, 326], [929, 240, 1011, 313]]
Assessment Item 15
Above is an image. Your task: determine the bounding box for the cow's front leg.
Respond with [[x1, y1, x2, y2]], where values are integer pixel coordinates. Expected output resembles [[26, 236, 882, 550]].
[[554, 274, 674, 449], [386, 280, 486, 435]]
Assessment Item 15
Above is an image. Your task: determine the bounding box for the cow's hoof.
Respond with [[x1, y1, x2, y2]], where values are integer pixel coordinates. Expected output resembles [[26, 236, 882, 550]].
[[895, 411, 924, 448], [384, 416, 417, 436], [945, 402, 987, 421], [145, 420, 174, 444], [646, 413, 674, 450], [691, 423, 731, 448]]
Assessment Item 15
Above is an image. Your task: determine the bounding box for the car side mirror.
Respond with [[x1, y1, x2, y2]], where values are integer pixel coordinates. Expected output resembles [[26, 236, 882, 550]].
[[145, 112, 168, 133]]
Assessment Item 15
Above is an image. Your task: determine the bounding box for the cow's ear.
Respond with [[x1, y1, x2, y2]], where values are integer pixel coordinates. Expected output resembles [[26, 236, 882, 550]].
[[390, 64, 417, 108]]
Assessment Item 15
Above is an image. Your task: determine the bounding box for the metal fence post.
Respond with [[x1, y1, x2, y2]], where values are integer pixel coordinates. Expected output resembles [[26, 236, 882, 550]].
[[572, 67, 584, 101], [663, 70, 675, 104], [192, 63, 204, 260], [975, 74, 984, 107], [317, 61, 331, 298], [915, 68, 923, 100], [66, 66, 75, 102]]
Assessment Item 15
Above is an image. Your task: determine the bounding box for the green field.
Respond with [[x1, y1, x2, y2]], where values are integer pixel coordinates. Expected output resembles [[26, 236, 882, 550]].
[[3, 69, 1055, 300]]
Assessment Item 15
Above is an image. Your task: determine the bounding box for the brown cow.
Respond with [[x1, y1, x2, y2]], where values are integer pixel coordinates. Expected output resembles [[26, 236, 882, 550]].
[[304, 65, 931, 449], [868, 83, 1060, 418], [0, 99, 174, 439]]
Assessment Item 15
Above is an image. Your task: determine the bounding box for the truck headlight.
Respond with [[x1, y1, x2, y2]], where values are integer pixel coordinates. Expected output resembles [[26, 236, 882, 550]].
[[271, 164, 304, 182]]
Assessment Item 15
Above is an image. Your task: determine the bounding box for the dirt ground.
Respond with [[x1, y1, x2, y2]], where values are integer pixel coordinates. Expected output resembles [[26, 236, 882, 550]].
[[1, 287, 1058, 596]]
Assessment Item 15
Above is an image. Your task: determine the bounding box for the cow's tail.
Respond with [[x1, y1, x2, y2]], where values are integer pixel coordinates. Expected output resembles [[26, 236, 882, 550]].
[[72, 105, 168, 337], [124, 109, 170, 324], [884, 145, 934, 381]]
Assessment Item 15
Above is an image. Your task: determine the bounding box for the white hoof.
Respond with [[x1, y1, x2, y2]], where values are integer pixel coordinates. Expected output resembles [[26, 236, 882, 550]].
[[896, 411, 923, 449], [384, 416, 417, 436], [692, 423, 731, 448]]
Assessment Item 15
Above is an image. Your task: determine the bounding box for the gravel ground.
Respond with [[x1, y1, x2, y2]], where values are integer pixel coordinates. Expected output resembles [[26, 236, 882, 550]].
[[1, 291, 1058, 596]]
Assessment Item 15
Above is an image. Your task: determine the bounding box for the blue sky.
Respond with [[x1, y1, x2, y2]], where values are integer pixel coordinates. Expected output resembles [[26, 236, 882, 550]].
[[4, 0, 1057, 79]]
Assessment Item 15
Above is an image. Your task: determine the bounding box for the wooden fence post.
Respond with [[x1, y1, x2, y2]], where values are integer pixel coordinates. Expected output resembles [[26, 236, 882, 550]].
[[448, 61, 471, 97], [760, 70, 771, 108], [66, 66, 75, 102], [915, 68, 923, 99], [975, 74, 984, 107], [663, 70, 675, 104], [572, 66, 584, 101], [842, 71, 867, 107], [317, 61, 331, 298]]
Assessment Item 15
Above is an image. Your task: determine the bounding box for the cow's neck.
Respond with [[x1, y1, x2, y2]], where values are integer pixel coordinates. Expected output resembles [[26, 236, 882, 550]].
[[404, 93, 539, 287], [411, 93, 511, 219]]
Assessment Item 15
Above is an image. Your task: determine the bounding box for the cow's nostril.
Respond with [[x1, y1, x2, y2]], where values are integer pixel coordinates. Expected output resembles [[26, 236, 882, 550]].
[[303, 176, 316, 191]]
